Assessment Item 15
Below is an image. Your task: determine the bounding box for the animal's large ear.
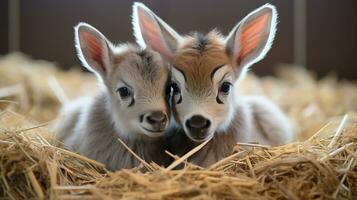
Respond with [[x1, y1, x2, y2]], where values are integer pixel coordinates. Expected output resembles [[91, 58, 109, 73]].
[[74, 22, 113, 80], [225, 4, 277, 79], [132, 2, 181, 60]]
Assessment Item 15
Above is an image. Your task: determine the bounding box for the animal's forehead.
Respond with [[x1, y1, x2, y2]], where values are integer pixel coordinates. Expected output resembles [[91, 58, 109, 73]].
[[173, 33, 230, 73], [111, 47, 169, 89], [110, 47, 169, 96], [171, 33, 232, 95]]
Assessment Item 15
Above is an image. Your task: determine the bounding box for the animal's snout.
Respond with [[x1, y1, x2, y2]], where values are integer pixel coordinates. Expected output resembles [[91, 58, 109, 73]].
[[186, 115, 211, 133], [147, 111, 166, 124], [143, 111, 168, 132]]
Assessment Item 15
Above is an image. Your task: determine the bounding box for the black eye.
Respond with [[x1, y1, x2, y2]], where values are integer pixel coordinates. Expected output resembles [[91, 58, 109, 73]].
[[171, 82, 180, 95], [219, 82, 232, 95], [117, 87, 131, 98], [170, 82, 182, 104]]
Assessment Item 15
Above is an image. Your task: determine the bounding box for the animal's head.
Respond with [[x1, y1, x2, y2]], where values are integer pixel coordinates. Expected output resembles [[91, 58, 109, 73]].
[[75, 23, 170, 138], [133, 3, 277, 142]]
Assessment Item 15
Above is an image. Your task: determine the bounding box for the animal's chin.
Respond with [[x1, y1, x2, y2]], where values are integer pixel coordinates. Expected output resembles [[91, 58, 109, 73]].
[[186, 131, 214, 143], [140, 127, 165, 138]]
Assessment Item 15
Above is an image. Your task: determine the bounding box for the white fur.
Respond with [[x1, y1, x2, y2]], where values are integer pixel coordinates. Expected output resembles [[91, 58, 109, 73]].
[[132, 2, 147, 49], [217, 87, 240, 132], [243, 96, 294, 145]]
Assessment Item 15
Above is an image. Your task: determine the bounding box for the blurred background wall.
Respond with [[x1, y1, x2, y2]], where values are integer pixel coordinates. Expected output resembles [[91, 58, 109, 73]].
[[1, 0, 357, 79]]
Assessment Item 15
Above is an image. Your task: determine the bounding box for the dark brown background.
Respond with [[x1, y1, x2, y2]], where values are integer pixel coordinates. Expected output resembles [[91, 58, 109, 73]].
[[0, 0, 9, 55], [1, 0, 357, 79]]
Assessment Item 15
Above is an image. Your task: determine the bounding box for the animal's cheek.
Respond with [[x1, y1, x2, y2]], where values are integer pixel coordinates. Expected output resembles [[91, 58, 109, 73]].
[[211, 105, 230, 119], [211, 102, 226, 113]]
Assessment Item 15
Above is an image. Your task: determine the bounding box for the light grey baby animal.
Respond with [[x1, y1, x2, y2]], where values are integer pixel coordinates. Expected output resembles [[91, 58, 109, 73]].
[[56, 23, 171, 170]]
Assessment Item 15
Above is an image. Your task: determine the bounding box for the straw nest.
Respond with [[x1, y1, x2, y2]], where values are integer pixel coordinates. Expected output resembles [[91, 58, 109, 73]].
[[0, 53, 356, 199]]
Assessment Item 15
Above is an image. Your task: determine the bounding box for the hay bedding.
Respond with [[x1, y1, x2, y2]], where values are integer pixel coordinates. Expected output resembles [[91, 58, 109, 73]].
[[0, 53, 356, 200]]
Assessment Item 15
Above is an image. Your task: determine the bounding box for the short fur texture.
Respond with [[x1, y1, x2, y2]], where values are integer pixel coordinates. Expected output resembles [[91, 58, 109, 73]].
[[133, 3, 294, 167], [168, 96, 293, 167], [56, 23, 171, 170], [57, 94, 170, 170]]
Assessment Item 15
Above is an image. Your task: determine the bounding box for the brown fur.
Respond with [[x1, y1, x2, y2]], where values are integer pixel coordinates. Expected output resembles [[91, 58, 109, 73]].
[[133, 3, 294, 168], [168, 33, 293, 167], [173, 31, 235, 96]]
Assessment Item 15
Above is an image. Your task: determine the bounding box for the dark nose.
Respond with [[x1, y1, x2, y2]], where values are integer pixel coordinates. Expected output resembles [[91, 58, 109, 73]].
[[145, 111, 167, 131], [186, 115, 211, 130]]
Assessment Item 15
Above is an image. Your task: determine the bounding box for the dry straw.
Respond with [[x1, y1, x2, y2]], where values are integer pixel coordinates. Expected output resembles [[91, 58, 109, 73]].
[[0, 54, 356, 199]]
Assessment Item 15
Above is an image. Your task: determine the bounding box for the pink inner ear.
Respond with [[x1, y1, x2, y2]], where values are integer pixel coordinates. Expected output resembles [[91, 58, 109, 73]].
[[138, 9, 172, 59], [237, 13, 270, 65], [82, 31, 105, 72]]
